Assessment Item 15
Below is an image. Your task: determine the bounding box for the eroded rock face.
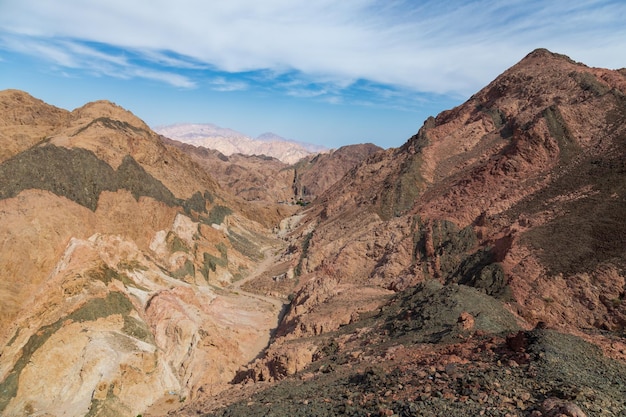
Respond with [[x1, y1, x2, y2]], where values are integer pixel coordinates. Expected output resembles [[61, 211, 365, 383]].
[[0, 93, 284, 416], [0, 222, 280, 417], [274, 48, 626, 344]]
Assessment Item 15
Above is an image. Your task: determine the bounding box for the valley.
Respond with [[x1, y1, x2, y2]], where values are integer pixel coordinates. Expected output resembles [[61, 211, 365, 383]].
[[1, 48, 626, 417]]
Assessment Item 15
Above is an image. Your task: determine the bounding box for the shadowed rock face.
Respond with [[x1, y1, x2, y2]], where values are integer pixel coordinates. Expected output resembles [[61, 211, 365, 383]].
[[291, 143, 383, 203]]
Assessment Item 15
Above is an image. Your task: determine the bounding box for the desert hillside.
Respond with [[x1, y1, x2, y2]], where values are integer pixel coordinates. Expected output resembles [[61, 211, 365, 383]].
[[161, 136, 381, 205], [1, 48, 626, 417], [177, 49, 626, 416], [0, 90, 296, 417]]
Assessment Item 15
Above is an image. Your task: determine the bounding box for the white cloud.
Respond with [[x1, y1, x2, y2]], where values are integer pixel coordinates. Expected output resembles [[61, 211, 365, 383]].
[[1, 35, 78, 67], [132, 68, 196, 88], [137, 50, 210, 70], [0, 0, 625, 95], [0, 34, 196, 88], [208, 77, 248, 92]]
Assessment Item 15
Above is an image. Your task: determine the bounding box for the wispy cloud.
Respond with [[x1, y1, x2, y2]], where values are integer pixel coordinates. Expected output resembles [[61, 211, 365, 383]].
[[0, 34, 196, 88], [132, 68, 196, 88], [1, 0, 625, 98], [207, 76, 248, 92], [137, 49, 211, 70]]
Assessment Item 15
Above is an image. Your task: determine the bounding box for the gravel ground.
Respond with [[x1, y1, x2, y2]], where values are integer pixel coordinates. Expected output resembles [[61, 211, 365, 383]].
[[178, 281, 626, 417]]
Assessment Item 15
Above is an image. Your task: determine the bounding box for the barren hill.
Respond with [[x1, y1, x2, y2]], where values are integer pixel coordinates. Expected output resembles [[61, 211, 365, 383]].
[[172, 49, 626, 416], [291, 143, 383, 202], [162, 136, 381, 204], [0, 91, 290, 416]]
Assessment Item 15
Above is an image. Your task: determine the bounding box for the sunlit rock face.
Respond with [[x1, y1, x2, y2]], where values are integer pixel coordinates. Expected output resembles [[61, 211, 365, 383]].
[[0, 91, 282, 416]]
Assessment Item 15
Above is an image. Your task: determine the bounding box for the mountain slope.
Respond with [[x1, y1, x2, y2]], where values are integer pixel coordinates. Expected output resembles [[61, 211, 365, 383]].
[[176, 49, 626, 417], [291, 143, 383, 202], [0, 91, 285, 417], [162, 136, 382, 206], [280, 48, 626, 336], [0, 89, 70, 162]]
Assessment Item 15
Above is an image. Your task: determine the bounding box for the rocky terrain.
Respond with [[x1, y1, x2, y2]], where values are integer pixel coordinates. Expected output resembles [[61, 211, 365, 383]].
[[0, 91, 294, 417], [170, 49, 626, 416], [291, 143, 382, 202], [155, 123, 326, 164], [162, 136, 381, 204], [1, 48, 626, 417]]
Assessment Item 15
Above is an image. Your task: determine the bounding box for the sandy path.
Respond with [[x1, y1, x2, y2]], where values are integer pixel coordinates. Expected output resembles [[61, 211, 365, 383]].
[[228, 245, 289, 358], [228, 246, 286, 310]]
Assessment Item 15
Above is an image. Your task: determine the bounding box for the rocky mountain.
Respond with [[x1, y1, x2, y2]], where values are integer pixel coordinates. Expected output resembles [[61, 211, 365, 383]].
[[170, 49, 626, 416], [291, 143, 382, 202], [154, 123, 327, 164], [267, 48, 626, 339], [0, 89, 382, 417], [161, 136, 382, 204], [0, 90, 291, 417], [2, 47, 626, 417]]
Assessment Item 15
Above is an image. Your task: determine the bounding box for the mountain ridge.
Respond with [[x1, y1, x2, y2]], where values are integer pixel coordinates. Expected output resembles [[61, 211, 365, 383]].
[[0, 90, 293, 416], [155, 123, 329, 164], [161, 135, 382, 204], [182, 48, 626, 415]]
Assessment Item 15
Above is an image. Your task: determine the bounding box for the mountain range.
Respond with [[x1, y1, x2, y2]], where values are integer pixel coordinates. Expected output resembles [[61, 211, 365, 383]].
[[154, 123, 328, 164], [1, 48, 626, 417]]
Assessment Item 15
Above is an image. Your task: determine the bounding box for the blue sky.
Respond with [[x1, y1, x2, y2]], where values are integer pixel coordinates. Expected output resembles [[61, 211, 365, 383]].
[[0, 1, 625, 149]]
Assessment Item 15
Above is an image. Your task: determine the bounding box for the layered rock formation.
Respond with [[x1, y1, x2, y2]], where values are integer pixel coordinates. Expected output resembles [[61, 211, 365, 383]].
[[0, 91, 284, 417]]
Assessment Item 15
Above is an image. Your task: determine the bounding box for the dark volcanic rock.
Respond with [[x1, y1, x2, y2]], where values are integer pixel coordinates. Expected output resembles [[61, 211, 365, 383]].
[[0, 145, 180, 210]]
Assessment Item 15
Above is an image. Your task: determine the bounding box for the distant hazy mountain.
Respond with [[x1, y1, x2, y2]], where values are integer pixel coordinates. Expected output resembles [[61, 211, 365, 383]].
[[154, 123, 328, 164], [256, 132, 328, 152]]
